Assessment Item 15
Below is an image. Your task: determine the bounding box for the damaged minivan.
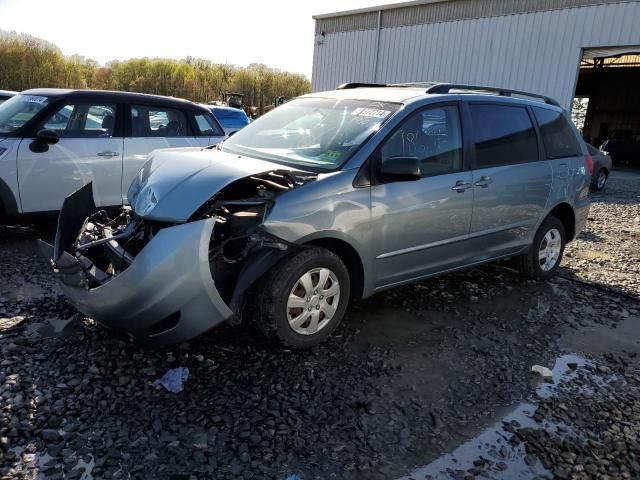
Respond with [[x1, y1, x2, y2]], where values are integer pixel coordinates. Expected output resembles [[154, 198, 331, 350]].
[[40, 83, 592, 348]]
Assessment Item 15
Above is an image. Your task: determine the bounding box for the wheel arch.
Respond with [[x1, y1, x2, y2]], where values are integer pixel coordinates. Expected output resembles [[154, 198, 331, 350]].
[[302, 235, 366, 301], [0, 177, 19, 217], [547, 202, 576, 242]]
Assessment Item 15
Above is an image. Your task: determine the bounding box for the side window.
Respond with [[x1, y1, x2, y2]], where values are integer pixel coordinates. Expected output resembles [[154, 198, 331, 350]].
[[193, 112, 224, 137], [469, 104, 538, 167], [42, 103, 116, 138], [381, 105, 463, 177], [532, 107, 582, 159], [130, 105, 188, 137]]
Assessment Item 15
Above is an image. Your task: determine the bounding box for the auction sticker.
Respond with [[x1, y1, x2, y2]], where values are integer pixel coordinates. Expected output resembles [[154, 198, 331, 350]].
[[352, 107, 390, 118], [22, 95, 48, 104]]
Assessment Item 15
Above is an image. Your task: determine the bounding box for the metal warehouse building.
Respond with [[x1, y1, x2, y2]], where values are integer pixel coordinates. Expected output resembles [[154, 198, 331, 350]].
[[312, 0, 640, 146]]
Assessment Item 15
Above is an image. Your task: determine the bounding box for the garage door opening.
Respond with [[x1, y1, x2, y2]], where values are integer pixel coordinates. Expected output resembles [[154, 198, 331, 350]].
[[574, 47, 640, 167]]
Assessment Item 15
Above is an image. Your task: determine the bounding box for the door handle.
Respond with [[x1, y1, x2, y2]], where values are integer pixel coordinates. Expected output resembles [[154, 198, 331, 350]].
[[451, 180, 472, 193], [97, 151, 120, 158], [474, 175, 493, 188]]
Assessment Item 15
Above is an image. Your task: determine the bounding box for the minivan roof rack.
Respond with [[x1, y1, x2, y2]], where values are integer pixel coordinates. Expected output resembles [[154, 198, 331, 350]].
[[335, 81, 560, 107], [336, 83, 388, 89], [426, 83, 560, 107], [337, 82, 439, 90]]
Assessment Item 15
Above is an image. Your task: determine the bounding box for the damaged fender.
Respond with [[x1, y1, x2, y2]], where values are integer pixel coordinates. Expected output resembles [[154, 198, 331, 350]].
[[41, 216, 232, 344]]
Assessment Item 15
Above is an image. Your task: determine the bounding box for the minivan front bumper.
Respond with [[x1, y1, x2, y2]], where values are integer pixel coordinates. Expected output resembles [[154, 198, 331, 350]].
[[39, 187, 233, 344]]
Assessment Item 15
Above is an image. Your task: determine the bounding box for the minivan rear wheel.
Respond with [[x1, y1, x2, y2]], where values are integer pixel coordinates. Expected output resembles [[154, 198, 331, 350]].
[[516, 216, 565, 280], [254, 246, 350, 349], [591, 168, 608, 191]]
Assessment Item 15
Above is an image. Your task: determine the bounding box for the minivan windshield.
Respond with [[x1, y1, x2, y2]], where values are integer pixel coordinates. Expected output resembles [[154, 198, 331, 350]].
[[223, 97, 399, 171], [0, 94, 50, 135]]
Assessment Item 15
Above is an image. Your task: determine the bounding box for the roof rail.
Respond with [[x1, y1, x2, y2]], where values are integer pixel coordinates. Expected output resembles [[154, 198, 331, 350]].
[[336, 82, 389, 89], [337, 82, 439, 90], [426, 83, 560, 107], [388, 82, 439, 89]]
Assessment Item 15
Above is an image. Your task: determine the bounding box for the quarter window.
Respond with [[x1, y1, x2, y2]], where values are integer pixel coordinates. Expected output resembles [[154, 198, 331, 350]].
[[381, 105, 463, 177], [532, 107, 582, 159], [193, 112, 224, 136], [130, 105, 188, 137], [469, 104, 538, 167], [42, 103, 117, 138]]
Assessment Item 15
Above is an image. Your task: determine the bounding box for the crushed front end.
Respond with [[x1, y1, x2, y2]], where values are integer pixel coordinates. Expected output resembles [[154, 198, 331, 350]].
[[39, 169, 312, 344]]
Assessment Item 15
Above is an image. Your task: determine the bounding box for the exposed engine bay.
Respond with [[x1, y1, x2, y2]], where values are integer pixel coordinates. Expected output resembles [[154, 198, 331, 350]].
[[68, 169, 316, 312]]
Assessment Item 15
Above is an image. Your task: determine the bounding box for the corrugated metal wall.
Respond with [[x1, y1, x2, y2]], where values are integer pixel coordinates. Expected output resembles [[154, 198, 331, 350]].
[[312, 1, 640, 109]]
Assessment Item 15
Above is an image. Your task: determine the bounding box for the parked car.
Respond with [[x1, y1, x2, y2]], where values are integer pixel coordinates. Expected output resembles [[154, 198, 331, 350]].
[[40, 83, 591, 348], [205, 104, 250, 135], [600, 130, 640, 166], [0, 90, 17, 105], [0, 89, 225, 217], [586, 143, 612, 191]]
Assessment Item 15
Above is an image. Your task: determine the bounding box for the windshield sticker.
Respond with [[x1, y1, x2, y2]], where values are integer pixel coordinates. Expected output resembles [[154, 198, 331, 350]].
[[22, 95, 48, 105], [320, 150, 342, 161], [352, 107, 390, 118]]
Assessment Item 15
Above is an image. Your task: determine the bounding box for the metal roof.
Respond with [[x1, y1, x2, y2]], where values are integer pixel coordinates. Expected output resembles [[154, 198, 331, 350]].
[[313, 0, 447, 19], [314, 0, 632, 34]]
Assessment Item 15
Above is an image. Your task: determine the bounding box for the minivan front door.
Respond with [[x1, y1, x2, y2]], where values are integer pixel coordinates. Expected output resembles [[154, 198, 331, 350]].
[[17, 102, 123, 213], [369, 104, 474, 289]]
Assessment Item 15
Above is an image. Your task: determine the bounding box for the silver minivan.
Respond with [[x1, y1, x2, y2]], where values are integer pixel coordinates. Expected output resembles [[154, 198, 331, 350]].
[[40, 83, 592, 348]]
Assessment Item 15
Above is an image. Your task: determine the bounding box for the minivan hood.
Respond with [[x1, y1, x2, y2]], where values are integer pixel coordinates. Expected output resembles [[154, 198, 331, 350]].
[[128, 148, 297, 223]]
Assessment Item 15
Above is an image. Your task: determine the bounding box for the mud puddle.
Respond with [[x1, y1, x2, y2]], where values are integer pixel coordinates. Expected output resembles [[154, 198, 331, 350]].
[[397, 354, 590, 480]]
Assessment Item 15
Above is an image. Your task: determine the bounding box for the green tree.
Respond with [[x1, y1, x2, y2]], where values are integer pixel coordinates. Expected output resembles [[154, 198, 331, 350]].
[[0, 30, 311, 111]]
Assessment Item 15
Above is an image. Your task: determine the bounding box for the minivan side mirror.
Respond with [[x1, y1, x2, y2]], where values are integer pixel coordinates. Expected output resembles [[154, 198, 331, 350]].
[[29, 129, 60, 153], [379, 155, 421, 181]]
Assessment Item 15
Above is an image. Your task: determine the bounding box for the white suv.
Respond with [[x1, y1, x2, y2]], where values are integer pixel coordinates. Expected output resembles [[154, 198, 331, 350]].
[[0, 89, 225, 217]]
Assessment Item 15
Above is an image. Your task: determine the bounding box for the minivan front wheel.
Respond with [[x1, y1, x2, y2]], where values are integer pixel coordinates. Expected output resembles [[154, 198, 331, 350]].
[[255, 247, 350, 348], [516, 216, 566, 280]]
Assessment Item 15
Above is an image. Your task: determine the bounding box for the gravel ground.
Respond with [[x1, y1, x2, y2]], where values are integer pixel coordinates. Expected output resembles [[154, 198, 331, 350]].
[[1, 170, 639, 480], [563, 170, 640, 297]]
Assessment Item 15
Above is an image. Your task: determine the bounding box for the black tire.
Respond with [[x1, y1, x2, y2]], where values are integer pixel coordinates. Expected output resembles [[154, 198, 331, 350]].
[[516, 216, 565, 280], [254, 246, 350, 349], [590, 168, 608, 191]]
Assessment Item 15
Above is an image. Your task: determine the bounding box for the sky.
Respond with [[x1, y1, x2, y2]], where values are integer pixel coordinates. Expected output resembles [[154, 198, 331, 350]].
[[0, 0, 400, 78]]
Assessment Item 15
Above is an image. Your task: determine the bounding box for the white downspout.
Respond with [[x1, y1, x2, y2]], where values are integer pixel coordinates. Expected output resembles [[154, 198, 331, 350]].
[[373, 10, 382, 83]]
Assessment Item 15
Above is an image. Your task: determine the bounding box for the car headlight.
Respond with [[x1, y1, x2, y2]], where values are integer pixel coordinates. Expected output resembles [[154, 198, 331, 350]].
[[0, 147, 7, 159], [134, 185, 159, 216]]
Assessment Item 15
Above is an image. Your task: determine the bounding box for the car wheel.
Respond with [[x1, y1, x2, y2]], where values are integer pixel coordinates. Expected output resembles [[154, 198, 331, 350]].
[[591, 168, 608, 191], [255, 246, 350, 349], [516, 216, 565, 280]]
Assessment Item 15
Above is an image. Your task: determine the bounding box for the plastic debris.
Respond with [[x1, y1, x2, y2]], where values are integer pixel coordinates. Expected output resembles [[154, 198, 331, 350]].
[[286, 475, 301, 480], [531, 364, 553, 380], [153, 367, 189, 393]]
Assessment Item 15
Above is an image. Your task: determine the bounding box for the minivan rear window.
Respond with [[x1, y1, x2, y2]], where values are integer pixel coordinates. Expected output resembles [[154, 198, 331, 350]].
[[532, 107, 582, 159], [469, 104, 538, 167]]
